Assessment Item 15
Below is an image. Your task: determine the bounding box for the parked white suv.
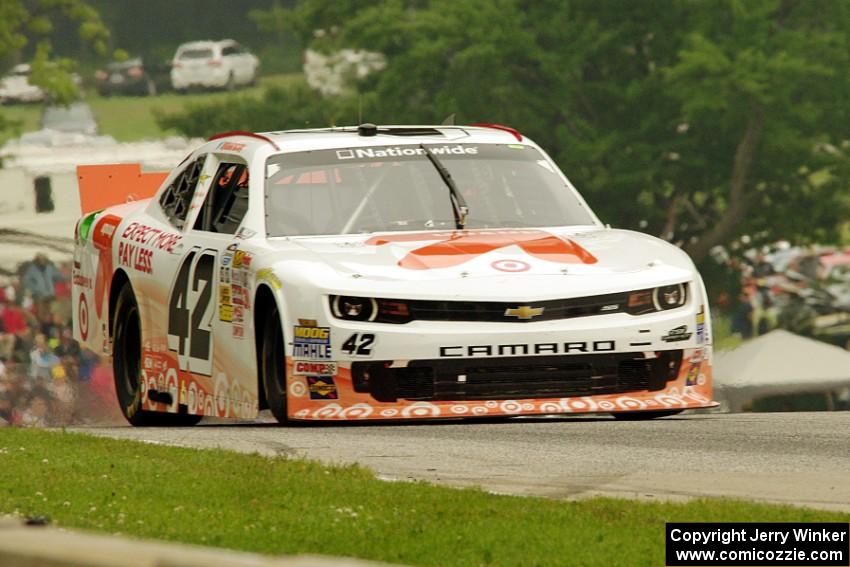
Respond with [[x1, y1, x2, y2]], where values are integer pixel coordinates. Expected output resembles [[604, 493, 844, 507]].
[[0, 64, 46, 104], [170, 40, 259, 92]]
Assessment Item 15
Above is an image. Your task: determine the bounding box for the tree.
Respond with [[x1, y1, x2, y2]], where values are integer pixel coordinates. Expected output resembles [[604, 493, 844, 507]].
[[289, 0, 850, 263], [162, 0, 850, 264], [0, 0, 109, 106]]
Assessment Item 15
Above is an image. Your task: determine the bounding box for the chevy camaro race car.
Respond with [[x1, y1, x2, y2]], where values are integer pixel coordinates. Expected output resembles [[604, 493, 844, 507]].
[[72, 123, 715, 425]]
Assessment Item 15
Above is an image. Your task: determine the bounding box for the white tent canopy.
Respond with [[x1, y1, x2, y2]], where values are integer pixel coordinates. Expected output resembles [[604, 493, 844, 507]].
[[714, 329, 850, 411]]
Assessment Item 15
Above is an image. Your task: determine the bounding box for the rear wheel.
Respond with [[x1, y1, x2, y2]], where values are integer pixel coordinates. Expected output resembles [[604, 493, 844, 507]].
[[113, 284, 201, 426], [260, 304, 288, 423], [610, 409, 684, 420]]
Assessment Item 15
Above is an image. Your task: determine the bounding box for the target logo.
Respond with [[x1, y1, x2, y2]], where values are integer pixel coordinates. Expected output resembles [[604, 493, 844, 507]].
[[78, 293, 89, 341], [366, 230, 597, 270], [491, 259, 530, 272]]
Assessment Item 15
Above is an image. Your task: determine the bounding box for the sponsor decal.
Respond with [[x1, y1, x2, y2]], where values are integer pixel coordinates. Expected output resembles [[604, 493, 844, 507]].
[[307, 376, 338, 400], [292, 360, 338, 376], [219, 266, 231, 284], [232, 324, 245, 339], [491, 259, 530, 272], [117, 241, 153, 274], [91, 214, 123, 319], [256, 267, 282, 289], [696, 306, 706, 344], [78, 293, 89, 341], [219, 283, 232, 305], [293, 325, 331, 359], [298, 318, 318, 327], [335, 145, 479, 160], [72, 271, 92, 289], [365, 230, 597, 270], [439, 340, 616, 357], [217, 141, 246, 152], [219, 284, 232, 318], [662, 325, 692, 343], [233, 250, 252, 268], [231, 285, 245, 306], [504, 305, 544, 320], [686, 362, 700, 386], [120, 222, 182, 253], [235, 227, 256, 239]]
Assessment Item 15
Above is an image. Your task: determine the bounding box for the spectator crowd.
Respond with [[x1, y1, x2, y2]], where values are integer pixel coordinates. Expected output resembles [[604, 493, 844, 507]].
[[0, 253, 119, 427], [712, 242, 850, 347]]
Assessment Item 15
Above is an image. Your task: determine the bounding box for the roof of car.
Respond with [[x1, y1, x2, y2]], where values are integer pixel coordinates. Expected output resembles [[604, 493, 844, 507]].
[[204, 124, 534, 156], [176, 39, 237, 50]]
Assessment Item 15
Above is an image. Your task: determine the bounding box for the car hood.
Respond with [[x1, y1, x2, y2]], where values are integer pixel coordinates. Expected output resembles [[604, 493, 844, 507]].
[[271, 227, 698, 300]]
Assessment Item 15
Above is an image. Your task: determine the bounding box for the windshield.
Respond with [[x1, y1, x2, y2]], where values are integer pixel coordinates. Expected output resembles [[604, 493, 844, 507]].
[[264, 143, 596, 236], [179, 48, 214, 60]]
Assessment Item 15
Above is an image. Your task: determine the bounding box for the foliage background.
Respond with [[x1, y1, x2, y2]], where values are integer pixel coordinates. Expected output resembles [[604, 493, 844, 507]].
[[3, 1, 849, 294]]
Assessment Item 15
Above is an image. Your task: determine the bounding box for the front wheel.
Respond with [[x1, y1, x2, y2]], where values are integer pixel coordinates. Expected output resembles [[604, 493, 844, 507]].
[[610, 409, 684, 420], [260, 304, 288, 424], [112, 284, 201, 426]]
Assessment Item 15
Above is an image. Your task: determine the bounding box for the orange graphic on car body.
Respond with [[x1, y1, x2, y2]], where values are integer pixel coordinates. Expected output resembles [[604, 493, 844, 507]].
[[365, 230, 598, 270]]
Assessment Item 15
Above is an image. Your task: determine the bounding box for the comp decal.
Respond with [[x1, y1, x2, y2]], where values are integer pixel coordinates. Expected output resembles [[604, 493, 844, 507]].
[[292, 326, 331, 359], [292, 360, 338, 376]]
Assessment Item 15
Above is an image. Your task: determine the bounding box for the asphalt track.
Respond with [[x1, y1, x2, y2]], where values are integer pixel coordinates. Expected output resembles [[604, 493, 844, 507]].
[[75, 411, 850, 512]]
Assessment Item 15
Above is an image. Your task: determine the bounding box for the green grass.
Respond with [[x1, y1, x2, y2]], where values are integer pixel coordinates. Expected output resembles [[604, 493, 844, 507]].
[[0, 73, 303, 144], [712, 313, 743, 351], [0, 429, 845, 567]]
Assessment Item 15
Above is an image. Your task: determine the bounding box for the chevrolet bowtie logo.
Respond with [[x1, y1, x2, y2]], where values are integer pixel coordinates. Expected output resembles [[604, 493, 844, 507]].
[[504, 305, 544, 320]]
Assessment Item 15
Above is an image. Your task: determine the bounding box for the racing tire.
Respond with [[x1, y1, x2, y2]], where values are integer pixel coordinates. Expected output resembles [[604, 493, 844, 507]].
[[112, 284, 201, 427], [610, 409, 684, 420], [260, 304, 288, 424]]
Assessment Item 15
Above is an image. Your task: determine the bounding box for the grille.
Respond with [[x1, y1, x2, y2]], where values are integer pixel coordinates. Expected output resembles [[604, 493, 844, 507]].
[[404, 292, 627, 323], [352, 351, 682, 403]]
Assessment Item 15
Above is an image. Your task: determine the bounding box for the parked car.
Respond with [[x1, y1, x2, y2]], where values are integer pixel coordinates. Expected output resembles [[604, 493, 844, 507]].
[[95, 57, 165, 97], [0, 64, 46, 104], [170, 39, 259, 92], [40, 102, 98, 135]]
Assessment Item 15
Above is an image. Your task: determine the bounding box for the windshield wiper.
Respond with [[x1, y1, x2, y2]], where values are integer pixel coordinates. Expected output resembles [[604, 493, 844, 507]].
[[420, 144, 469, 229]]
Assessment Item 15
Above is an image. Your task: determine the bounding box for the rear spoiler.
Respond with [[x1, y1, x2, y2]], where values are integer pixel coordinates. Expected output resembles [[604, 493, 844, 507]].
[[76, 163, 168, 215]]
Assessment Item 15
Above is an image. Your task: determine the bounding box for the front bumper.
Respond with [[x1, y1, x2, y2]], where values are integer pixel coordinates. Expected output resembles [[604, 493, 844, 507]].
[[284, 303, 715, 420]]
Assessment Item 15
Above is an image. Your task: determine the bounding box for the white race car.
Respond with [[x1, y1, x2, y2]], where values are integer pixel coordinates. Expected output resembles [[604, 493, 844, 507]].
[[72, 123, 715, 425]]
